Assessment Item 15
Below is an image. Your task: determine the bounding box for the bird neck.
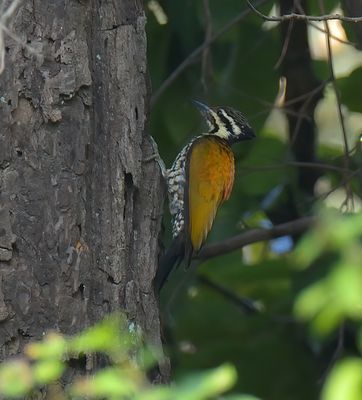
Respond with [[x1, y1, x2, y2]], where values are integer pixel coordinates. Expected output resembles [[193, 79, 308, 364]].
[[202, 133, 231, 147]]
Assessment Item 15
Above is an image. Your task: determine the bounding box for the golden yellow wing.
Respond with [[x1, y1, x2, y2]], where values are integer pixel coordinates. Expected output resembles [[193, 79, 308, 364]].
[[186, 136, 235, 254]]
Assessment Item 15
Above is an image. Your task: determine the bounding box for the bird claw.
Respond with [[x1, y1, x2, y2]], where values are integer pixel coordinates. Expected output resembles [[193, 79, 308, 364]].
[[146, 136, 168, 179]]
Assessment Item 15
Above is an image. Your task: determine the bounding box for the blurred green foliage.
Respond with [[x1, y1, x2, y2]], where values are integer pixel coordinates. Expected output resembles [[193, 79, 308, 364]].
[[0, 315, 257, 399], [1, 1, 361, 399], [0, 206, 360, 399], [295, 210, 362, 336], [147, 0, 362, 400]]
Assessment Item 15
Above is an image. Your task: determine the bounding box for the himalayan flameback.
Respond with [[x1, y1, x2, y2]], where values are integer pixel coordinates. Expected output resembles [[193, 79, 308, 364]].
[[154, 101, 255, 291]]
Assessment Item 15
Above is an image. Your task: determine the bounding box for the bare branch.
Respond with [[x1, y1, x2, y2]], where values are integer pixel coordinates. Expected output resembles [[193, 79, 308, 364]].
[[247, 0, 362, 22], [198, 216, 316, 261]]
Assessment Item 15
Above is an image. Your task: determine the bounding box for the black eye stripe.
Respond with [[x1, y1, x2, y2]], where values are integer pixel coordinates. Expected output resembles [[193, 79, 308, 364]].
[[208, 114, 218, 133], [217, 112, 234, 135]]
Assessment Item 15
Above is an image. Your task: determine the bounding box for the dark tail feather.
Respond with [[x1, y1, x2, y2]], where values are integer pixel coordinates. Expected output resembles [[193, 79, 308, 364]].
[[154, 235, 185, 292]]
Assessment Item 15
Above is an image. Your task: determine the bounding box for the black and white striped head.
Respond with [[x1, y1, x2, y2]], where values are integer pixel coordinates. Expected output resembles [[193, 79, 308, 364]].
[[193, 100, 255, 144]]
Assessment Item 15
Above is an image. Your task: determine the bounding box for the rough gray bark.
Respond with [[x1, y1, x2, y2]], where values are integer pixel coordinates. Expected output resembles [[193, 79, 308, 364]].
[[0, 0, 168, 386]]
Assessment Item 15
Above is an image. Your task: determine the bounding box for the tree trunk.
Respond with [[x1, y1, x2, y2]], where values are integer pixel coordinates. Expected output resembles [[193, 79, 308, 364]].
[[266, 0, 324, 227], [0, 0, 168, 385]]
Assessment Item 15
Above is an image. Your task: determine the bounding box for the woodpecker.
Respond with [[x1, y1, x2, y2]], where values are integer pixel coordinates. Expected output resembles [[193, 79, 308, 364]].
[[154, 101, 255, 291]]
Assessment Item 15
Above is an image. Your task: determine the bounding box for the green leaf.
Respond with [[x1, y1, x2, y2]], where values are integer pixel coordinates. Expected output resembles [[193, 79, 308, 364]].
[[321, 358, 362, 400], [0, 360, 33, 398], [69, 314, 132, 358], [33, 359, 65, 384], [135, 386, 173, 400], [339, 68, 362, 113], [293, 228, 327, 268], [294, 258, 362, 335], [71, 367, 139, 398], [25, 332, 67, 360], [173, 364, 237, 400]]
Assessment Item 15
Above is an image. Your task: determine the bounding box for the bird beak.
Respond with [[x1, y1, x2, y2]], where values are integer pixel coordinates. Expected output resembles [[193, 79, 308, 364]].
[[191, 100, 211, 115]]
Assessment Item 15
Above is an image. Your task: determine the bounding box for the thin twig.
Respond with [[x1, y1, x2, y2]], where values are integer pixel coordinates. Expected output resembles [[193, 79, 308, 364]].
[[308, 21, 355, 46], [318, 323, 345, 384], [274, 18, 294, 70], [151, 0, 269, 106], [225, 78, 328, 122], [289, 80, 326, 149], [246, 0, 362, 22], [317, 168, 361, 202], [198, 216, 316, 261], [283, 79, 328, 107], [198, 275, 261, 314], [319, 0, 353, 211], [198, 275, 295, 325]]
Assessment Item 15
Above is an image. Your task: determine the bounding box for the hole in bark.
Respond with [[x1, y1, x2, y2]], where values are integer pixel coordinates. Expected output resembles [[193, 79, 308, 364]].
[[5, 46, 10, 53], [135, 107, 138, 120], [68, 353, 87, 370], [104, 37, 108, 48], [123, 173, 134, 221], [12, 242, 18, 255], [16, 149, 23, 157], [147, 364, 162, 383], [18, 328, 30, 337], [124, 172, 133, 189], [77, 223, 82, 236], [79, 283, 85, 294], [7, 99, 11, 105], [85, 143, 91, 160]]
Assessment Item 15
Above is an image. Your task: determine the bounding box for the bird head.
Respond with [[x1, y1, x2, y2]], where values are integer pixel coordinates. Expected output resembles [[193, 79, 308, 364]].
[[192, 100, 255, 144]]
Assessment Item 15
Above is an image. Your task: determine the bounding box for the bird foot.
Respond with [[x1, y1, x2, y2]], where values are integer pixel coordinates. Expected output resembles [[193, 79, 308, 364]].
[[146, 136, 168, 179]]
